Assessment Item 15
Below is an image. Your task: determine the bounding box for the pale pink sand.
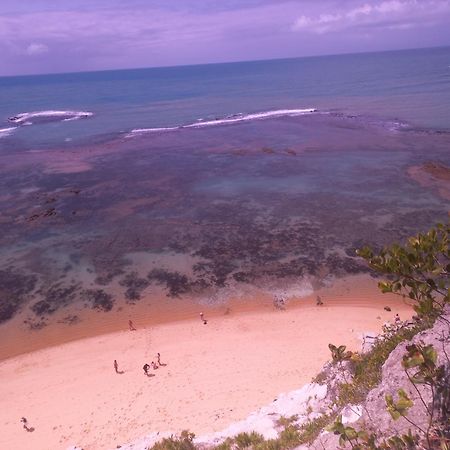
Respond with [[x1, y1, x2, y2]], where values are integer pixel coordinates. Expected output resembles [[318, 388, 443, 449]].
[[0, 278, 413, 450]]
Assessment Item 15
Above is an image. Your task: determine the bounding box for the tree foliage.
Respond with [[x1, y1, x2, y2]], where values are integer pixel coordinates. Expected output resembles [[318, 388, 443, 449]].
[[357, 223, 449, 318], [330, 223, 450, 449]]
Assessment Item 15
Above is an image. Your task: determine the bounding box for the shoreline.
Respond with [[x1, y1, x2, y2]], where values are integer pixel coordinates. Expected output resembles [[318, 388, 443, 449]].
[[0, 274, 401, 362], [0, 275, 414, 450]]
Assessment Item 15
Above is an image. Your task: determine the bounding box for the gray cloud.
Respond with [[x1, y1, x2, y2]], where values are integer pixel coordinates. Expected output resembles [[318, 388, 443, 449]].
[[25, 42, 49, 55], [292, 0, 450, 34], [0, 1, 449, 75]]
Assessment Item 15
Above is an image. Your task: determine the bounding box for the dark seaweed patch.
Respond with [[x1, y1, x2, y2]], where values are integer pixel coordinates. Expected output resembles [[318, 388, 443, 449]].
[[232, 271, 254, 283], [0, 269, 37, 323], [193, 260, 236, 287], [325, 253, 370, 275], [33, 282, 80, 316], [147, 269, 192, 298], [119, 271, 150, 302], [82, 289, 114, 311], [31, 300, 57, 315]]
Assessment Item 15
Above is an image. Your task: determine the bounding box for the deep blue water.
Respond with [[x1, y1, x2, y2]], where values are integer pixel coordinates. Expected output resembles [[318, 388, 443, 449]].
[[1, 46, 450, 148]]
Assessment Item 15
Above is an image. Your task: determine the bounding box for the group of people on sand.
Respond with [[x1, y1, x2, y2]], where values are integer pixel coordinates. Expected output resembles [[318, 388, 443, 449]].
[[114, 352, 165, 376], [111, 313, 209, 377], [143, 353, 164, 376]]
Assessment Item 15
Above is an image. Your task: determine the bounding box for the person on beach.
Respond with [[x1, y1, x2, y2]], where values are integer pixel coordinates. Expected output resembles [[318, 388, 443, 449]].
[[128, 320, 136, 331], [114, 359, 119, 373], [151, 361, 158, 370], [316, 296, 324, 306], [395, 313, 401, 324], [143, 363, 150, 375], [200, 312, 208, 325], [20, 417, 34, 432], [156, 352, 161, 366]]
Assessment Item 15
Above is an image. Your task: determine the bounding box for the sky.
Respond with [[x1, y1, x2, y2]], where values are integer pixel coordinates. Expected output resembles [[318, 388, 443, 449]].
[[0, 0, 450, 76]]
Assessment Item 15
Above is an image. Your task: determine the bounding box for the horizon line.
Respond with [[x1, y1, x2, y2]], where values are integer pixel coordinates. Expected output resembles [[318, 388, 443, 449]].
[[1, 43, 449, 79]]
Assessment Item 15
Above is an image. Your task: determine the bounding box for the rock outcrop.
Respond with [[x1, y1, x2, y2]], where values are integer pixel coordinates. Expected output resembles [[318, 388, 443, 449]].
[[307, 311, 450, 449]]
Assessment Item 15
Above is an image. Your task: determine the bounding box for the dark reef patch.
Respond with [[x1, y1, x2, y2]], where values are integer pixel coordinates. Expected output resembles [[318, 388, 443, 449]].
[[82, 289, 114, 312], [0, 268, 37, 323], [119, 271, 150, 302], [192, 260, 237, 287], [147, 269, 193, 298], [33, 282, 81, 316]]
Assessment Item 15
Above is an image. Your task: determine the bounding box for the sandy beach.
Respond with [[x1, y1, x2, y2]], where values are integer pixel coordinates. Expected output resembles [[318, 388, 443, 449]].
[[0, 275, 414, 450]]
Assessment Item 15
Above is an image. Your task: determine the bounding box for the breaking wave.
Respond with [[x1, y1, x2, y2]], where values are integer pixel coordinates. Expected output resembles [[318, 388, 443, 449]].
[[8, 110, 93, 125], [0, 127, 17, 138], [128, 108, 317, 136]]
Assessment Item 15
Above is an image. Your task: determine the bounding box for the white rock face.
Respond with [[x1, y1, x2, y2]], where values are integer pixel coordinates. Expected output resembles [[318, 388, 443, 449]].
[[341, 405, 363, 424], [359, 331, 378, 354], [118, 383, 328, 449], [196, 383, 328, 446]]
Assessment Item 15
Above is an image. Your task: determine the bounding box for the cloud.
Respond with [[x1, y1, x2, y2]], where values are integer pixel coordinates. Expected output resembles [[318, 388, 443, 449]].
[[0, 1, 450, 75], [0, 4, 290, 62], [26, 42, 49, 55], [292, 0, 450, 34]]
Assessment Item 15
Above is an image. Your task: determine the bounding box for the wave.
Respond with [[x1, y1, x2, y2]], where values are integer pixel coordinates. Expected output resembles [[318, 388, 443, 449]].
[[0, 127, 17, 138], [130, 126, 179, 134], [8, 110, 93, 125], [128, 108, 317, 136]]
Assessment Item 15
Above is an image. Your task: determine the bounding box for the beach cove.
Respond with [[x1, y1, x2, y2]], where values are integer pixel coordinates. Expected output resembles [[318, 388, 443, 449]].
[[0, 275, 414, 450], [1, 46, 449, 450]]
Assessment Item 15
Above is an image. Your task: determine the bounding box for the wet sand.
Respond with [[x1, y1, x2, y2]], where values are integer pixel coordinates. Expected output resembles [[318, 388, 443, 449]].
[[0, 275, 413, 450]]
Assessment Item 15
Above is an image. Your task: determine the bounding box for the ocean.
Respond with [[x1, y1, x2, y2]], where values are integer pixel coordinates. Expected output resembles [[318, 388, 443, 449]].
[[1, 46, 450, 147], [0, 46, 449, 354]]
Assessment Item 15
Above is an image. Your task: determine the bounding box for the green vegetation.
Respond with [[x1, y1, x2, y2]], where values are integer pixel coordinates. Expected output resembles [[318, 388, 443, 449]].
[[209, 414, 336, 449], [329, 223, 449, 449], [329, 341, 450, 449], [357, 223, 449, 318], [148, 430, 196, 450], [334, 321, 429, 407], [147, 414, 337, 450], [328, 344, 354, 364]]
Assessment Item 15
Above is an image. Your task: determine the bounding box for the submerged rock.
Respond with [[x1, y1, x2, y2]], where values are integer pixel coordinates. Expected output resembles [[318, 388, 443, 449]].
[[0, 269, 37, 323]]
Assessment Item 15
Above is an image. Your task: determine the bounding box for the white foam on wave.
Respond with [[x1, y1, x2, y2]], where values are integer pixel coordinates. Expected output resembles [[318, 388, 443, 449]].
[[127, 108, 317, 137], [0, 127, 17, 138], [187, 108, 317, 128], [8, 110, 93, 124], [128, 126, 179, 136]]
